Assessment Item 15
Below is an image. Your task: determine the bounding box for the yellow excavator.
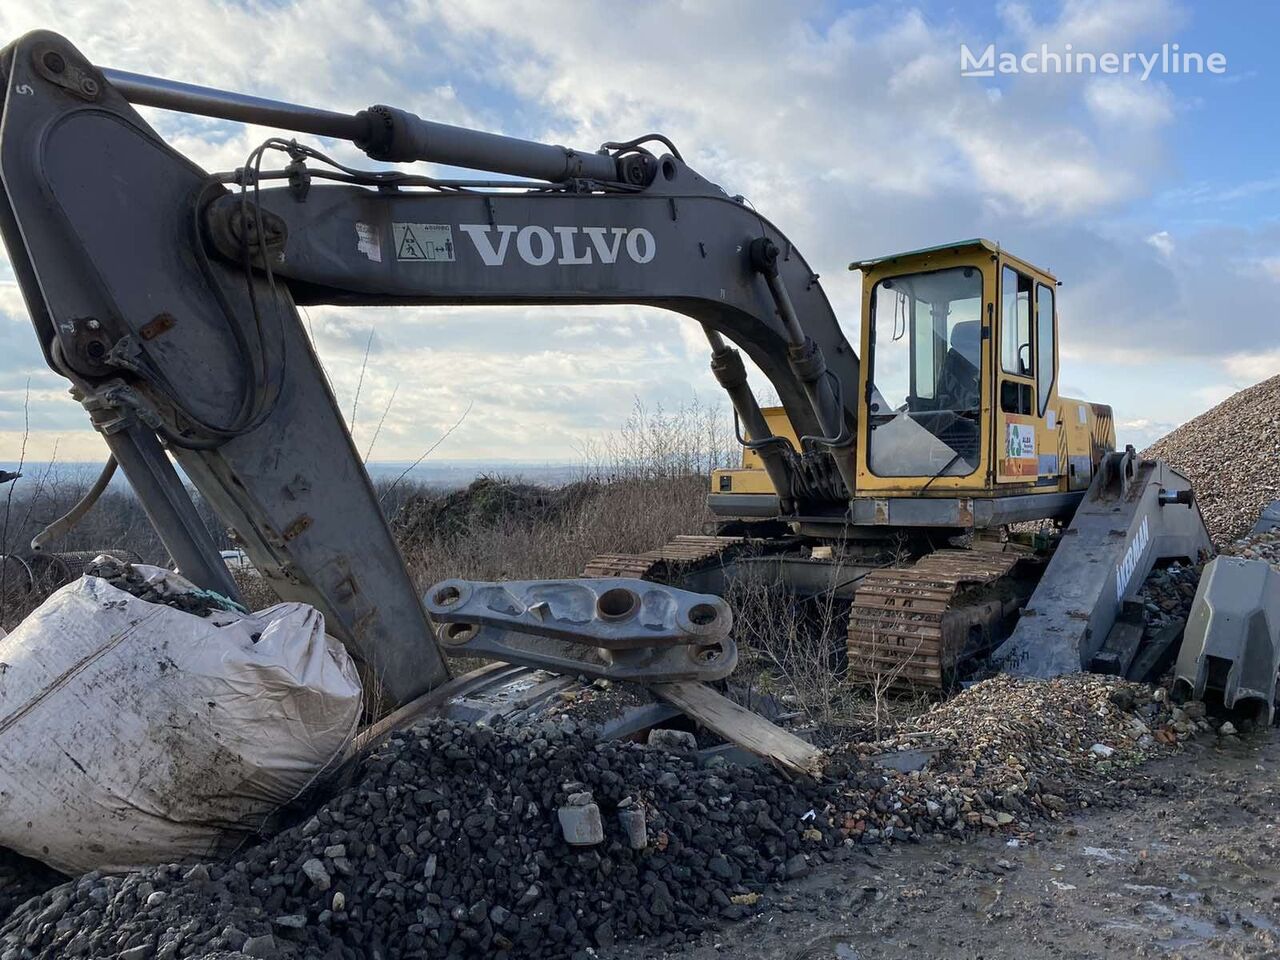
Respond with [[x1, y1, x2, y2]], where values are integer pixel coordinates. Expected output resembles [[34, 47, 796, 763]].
[[0, 31, 1211, 733], [590, 239, 1208, 688]]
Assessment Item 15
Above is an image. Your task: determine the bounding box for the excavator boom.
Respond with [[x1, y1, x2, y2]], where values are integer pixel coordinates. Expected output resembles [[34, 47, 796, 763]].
[[0, 31, 859, 703]]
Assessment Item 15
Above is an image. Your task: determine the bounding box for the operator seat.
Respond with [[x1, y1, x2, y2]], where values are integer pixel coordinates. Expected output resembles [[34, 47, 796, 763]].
[[930, 319, 981, 462], [937, 320, 981, 411]]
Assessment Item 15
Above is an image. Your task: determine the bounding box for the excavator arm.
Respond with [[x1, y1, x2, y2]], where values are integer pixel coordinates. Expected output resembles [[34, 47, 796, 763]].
[[0, 31, 860, 704]]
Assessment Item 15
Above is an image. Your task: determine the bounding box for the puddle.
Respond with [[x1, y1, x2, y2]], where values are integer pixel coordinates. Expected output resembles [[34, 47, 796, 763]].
[[976, 883, 1001, 912], [1241, 912, 1277, 933], [1138, 902, 1221, 949]]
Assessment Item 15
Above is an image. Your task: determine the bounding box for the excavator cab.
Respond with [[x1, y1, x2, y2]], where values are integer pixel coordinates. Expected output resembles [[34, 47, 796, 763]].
[[712, 240, 1115, 531]]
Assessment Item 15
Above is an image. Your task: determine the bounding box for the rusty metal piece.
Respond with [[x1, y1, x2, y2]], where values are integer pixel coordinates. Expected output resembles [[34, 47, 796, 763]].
[[281, 514, 312, 541], [847, 548, 1028, 688], [139, 312, 176, 340]]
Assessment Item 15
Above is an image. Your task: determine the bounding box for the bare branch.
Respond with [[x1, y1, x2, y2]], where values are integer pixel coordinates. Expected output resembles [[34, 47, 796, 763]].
[[364, 384, 399, 464], [381, 400, 474, 501], [349, 327, 374, 435]]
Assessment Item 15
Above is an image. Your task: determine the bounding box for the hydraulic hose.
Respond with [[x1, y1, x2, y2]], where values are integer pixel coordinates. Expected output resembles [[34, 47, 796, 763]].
[[31, 455, 117, 551]]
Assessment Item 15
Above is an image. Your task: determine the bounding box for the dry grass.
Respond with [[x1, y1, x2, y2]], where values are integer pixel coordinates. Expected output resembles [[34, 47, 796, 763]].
[[394, 474, 712, 589], [392, 397, 732, 590], [724, 557, 932, 743]]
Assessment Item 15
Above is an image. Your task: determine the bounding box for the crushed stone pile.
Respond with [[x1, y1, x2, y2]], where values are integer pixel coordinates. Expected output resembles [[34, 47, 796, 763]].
[[825, 674, 1185, 841], [1, 719, 841, 960], [0, 676, 1211, 960], [1142, 373, 1280, 545], [0, 851, 60, 935], [84, 556, 245, 617]]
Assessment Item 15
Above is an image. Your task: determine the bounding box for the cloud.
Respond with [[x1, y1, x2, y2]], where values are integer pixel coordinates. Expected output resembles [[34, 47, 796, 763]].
[[1084, 78, 1175, 126], [1145, 230, 1174, 257], [0, 0, 1271, 464], [1221, 350, 1280, 383], [1119, 415, 1179, 449]]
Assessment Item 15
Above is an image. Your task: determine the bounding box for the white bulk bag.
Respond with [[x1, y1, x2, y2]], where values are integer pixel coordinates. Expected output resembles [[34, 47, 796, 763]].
[[0, 569, 362, 873]]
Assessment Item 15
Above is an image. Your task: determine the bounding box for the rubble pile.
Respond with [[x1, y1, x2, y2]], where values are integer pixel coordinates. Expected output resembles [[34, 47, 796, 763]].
[[0, 851, 60, 933], [392, 478, 599, 551], [1142, 373, 1280, 545], [1137, 562, 1200, 631], [83, 557, 244, 617]]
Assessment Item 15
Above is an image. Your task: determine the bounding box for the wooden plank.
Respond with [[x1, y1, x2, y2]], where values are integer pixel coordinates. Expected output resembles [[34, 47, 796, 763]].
[[651, 680, 824, 779]]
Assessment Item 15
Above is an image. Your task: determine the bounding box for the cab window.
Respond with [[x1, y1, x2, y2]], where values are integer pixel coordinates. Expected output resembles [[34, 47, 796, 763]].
[[1035, 283, 1056, 415], [867, 266, 983, 478], [1001, 267, 1033, 376]]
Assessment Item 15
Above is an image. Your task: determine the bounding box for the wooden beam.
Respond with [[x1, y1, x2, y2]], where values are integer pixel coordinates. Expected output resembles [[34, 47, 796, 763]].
[[650, 680, 824, 779]]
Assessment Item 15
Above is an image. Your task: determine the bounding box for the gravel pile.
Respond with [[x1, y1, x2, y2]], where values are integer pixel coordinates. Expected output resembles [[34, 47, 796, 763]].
[[0, 851, 60, 934], [0, 675, 1203, 960], [1, 719, 842, 960], [1142, 373, 1280, 545]]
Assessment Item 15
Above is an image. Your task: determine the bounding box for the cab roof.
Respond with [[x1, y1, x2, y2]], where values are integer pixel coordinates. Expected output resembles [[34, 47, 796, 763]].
[[848, 239, 1057, 283]]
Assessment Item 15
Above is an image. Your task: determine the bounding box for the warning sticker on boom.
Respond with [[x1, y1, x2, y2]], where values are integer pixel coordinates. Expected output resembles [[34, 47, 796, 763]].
[[393, 223, 455, 262]]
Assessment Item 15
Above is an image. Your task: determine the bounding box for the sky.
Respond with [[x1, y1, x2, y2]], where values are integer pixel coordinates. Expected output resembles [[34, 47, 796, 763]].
[[1, 0, 1277, 464]]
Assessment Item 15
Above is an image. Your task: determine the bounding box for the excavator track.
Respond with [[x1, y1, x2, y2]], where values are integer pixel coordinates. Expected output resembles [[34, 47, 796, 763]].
[[847, 547, 1029, 689], [581, 535, 743, 583]]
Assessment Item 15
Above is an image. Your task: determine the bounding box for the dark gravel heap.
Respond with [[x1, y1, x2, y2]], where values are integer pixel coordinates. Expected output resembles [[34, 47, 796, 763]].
[[0, 850, 62, 932], [0, 718, 839, 960]]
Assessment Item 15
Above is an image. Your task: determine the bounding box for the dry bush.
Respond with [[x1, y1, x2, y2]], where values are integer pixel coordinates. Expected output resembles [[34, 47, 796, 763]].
[[724, 539, 932, 741], [395, 396, 733, 592], [396, 473, 713, 590]]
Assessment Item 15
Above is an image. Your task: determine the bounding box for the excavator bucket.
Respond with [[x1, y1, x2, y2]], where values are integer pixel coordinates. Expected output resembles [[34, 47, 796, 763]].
[[1173, 556, 1280, 724]]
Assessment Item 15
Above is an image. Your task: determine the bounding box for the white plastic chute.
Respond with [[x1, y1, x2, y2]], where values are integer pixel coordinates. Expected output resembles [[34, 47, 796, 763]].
[[0, 568, 362, 873]]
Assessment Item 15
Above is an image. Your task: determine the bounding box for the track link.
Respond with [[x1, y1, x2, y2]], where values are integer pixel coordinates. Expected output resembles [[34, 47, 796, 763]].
[[581, 535, 743, 583], [847, 548, 1027, 689]]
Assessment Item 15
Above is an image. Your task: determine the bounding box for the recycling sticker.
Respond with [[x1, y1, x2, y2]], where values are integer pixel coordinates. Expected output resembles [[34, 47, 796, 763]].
[[392, 223, 455, 262], [1005, 422, 1036, 459]]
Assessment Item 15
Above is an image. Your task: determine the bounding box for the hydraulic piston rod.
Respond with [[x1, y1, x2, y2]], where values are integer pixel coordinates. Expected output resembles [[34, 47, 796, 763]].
[[100, 67, 626, 183]]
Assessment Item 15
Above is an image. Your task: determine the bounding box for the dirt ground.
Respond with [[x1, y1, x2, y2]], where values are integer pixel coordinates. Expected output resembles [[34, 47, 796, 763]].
[[609, 730, 1280, 960]]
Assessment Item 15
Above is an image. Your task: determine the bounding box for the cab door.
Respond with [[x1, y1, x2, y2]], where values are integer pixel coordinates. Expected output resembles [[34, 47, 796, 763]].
[[995, 264, 1041, 483]]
